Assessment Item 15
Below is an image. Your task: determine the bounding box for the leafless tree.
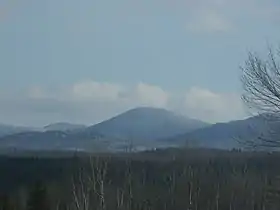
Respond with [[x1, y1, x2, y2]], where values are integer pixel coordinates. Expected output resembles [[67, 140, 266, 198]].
[[241, 45, 280, 147], [241, 46, 280, 115], [72, 168, 90, 210], [71, 156, 108, 210]]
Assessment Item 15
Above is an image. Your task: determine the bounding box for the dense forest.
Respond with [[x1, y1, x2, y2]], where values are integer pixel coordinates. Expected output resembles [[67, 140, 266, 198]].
[[1, 148, 280, 210]]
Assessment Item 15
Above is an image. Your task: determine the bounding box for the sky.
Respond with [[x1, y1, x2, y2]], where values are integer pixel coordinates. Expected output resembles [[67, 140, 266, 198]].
[[0, 0, 280, 126]]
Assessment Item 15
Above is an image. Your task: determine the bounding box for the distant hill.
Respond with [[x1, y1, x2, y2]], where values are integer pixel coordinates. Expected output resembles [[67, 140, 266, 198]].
[[0, 124, 34, 137], [0, 130, 111, 152], [3, 107, 278, 153], [87, 107, 209, 141], [163, 115, 278, 150], [0, 107, 209, 152], [44, 122, 86, 132], [0, 122, 86, 138]]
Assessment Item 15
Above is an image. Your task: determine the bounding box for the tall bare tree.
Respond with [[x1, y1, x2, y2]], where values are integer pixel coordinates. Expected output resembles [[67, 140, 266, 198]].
[[241, 46, 280, 114], [241, 45, 280, 147]]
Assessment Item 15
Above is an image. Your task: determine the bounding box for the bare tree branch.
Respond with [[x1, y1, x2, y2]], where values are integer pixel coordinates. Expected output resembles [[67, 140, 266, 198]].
[[241, 45, 280, 148]]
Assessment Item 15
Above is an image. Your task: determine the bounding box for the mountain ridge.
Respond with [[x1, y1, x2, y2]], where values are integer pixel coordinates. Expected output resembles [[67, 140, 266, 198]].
[[0, 107, 209, 152], [86, 107, 209, 141], [162, 114, 278, 149], [44, 122, 86, 132], [0, 107, 276, 152]]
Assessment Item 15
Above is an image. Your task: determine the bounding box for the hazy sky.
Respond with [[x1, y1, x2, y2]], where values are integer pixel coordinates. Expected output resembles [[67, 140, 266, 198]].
[[0, 0, 280, 126]]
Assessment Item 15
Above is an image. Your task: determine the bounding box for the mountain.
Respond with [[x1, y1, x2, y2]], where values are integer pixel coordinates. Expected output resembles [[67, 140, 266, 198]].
[[0, 122, 86, 138], [0, 130, 111, 152], [87, 107, 209, 142], [0, 124, 34, 137], [44, 122, 86, 132], [163, 115, 278, 150], [1, 109, 279, 152], [0, 107, 209, 153]]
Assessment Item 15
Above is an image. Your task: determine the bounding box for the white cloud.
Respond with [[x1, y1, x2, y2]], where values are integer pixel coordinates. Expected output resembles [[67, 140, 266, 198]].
[[71, 81, 124, 102], [134, 82, 169, 108], [27, 81, 169, 108], [68, 81, 169, 109], [183, 87, 246, 123], [0, 81, 247, 126]]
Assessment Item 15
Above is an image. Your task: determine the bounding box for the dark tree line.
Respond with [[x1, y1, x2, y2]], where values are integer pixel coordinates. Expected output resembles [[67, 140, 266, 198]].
[[1, 151, 280, 210]]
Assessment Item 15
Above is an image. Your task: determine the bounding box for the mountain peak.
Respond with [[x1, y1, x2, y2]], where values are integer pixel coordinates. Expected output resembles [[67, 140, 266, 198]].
[[114, 107, 200, 121], [127, 106, 169, 112], [118, 107, 175, 117], [87, 107, 209, 141]]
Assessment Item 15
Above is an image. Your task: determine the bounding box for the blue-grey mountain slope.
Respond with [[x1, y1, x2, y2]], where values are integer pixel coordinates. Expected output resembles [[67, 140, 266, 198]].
[[0, 130, 111, 152], [0, 107, 209, 152], [0, 124, 34, 137], [163, 115, 278, 150], [87, 107, 209, 141]]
